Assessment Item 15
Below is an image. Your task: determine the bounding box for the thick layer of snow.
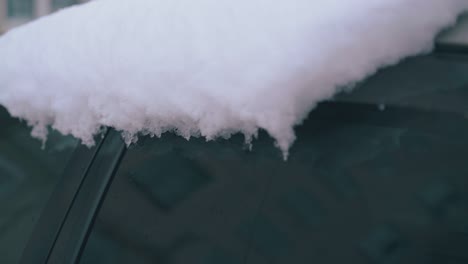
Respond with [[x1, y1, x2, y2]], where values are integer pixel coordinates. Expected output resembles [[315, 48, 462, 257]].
[[0, 0, 467, 157]]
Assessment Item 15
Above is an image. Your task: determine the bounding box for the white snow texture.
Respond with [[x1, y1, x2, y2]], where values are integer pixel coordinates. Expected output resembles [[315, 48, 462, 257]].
[[0, 0, 467, 157]]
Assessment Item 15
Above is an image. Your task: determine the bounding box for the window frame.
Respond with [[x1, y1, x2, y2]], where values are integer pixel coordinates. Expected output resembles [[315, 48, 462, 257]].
[[18, 131, 108, 264]]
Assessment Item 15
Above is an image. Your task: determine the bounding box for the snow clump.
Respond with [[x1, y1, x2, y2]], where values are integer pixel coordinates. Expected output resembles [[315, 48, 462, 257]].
[[0, 0, 467, 158]]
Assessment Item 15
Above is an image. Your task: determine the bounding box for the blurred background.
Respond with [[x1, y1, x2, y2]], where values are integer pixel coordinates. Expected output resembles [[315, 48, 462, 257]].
[[0, 0, 90, 33]]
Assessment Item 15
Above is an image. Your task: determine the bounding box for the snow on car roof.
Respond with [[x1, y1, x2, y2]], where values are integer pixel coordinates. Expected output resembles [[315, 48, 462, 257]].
[[0, 0, 467, 159]]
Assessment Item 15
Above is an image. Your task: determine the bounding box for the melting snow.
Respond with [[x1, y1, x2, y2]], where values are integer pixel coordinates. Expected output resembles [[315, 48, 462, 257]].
[[0, 0, 467, 158]]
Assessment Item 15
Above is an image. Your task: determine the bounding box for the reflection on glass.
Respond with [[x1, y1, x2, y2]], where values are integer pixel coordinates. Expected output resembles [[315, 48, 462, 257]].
[[0, 108, 78, 263]]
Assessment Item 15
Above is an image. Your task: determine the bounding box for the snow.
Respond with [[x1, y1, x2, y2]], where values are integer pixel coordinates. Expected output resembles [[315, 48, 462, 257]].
[[0, 0, 467, 158]]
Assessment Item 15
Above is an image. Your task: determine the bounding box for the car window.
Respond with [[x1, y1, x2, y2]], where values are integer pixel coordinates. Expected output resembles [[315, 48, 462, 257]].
[[0, 107, 78, 264], [79, 102, 468, 263]]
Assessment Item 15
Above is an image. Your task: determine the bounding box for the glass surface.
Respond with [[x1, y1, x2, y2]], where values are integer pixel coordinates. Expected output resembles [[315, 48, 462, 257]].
[[0, 108, 78, 263], [7, 0, 34, 18], [80, 56, 468, 264]]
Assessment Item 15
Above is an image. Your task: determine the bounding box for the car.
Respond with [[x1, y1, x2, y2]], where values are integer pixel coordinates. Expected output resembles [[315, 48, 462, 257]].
[[1, 15, 468, 264]]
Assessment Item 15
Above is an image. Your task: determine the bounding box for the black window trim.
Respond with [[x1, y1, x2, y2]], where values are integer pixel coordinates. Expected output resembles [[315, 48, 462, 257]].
[[19, 130, 107, 264], [46, 129, 126, 264]]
